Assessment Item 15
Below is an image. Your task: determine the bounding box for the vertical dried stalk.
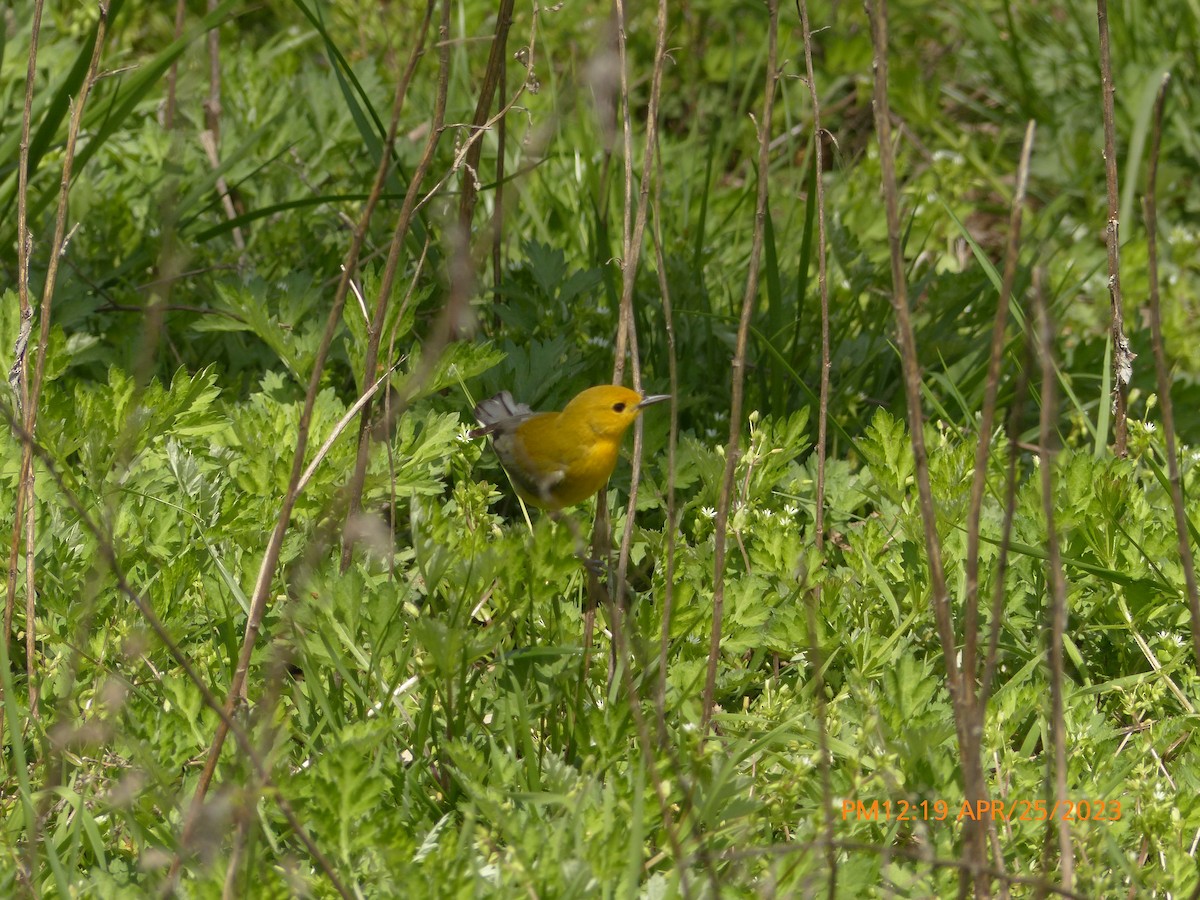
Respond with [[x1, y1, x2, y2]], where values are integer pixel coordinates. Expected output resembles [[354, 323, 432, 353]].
[[797, 0, 836, 892], [611, 0, 636, 372], [980, 339, 1033, 705], [457, 0, 516, 232], [591, 2, 694, 885], [962, 121, 1035, 700], [5, 0, 44, 699], [491, 19, 508, 297], [8, 1, 110, 719], [650, 161, 678, 716], [205, 0, 222, 141], [1033, 271, 1076, 891], [701, 0, 780, 732], [610, 0, 669, 615], [604, 544, 693, 899], [864, 0, 991, 891], [164, 0, 188, 128], [175, 0, 440, 864], [1096, 0, 1133, 456], [1143, 74, 1200, 668]]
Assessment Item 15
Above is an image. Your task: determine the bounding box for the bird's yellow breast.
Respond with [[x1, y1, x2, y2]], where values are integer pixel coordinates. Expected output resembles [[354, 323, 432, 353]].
[[499, 412, 622, 509]]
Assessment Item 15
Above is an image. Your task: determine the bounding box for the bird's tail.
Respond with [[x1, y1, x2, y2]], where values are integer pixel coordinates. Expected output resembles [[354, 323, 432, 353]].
[[469, 391, 533, 438]]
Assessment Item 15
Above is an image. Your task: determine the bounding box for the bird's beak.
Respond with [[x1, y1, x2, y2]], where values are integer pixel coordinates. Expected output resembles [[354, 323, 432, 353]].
[[637, 394, 671, 410]]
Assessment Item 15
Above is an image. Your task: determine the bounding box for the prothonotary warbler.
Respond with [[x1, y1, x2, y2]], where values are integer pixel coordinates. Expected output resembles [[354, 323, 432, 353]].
[[471, 384, 670, 510]]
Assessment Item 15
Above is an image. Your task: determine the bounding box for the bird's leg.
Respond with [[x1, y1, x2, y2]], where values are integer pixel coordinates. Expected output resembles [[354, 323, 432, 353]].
[[549, 509, 608, 577]]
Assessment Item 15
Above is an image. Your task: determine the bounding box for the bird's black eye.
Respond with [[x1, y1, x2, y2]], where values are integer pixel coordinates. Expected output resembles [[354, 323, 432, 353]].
[[612, 402, 627, 413]]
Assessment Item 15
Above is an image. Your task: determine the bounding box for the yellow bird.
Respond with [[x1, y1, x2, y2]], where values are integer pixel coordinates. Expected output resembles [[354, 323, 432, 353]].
[[472, 384, 670, 510]]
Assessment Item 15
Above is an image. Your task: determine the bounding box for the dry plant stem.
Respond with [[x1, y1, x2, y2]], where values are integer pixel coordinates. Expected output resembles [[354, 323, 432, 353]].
[[595, 0, 702, 870], [1143, 74, 1200, 668], [644, 232, 722, 895], [1034, 274, 1076, 892], [577, 502, 608, 726], [612, 0, 636, 370], [607, 0, 659, 539], [610, 0, 668, 610], [0, 409, 350, 899], [223, 814, 251, 900], [199, 130, 246, 252], [174, 0, 436, 863], [604, 583, 694, 900], [222, 639, 296, 896], [205, 0, 221, 141], [8, 1, 109, 721], [457, 0, 515, 231], [297, 362, 403, 495], [491, 56, 506, 298], [1095, 0, 1132, 456], [865, 0, 989, 892], [5, 0, 44, 707], [650, 165, 678, 718], [384, 237, 432, 578], [980, 348, 1032, 704], [164, 0, 187, 128], [701, 0, 779, 732], [797, 1, 836, 893], [962, 121, 1035, 701]]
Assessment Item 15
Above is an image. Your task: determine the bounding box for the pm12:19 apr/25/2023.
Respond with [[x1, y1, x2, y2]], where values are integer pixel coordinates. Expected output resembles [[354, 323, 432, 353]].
[[841, 798, 1123, 823]]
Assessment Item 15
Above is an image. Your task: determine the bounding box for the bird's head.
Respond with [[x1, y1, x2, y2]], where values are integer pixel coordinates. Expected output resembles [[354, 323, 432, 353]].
[[562, 385, 670, 442]]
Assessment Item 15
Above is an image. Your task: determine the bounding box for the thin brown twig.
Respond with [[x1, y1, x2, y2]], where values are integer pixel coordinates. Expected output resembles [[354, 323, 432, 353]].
[[383, 235, 432, 579], [650, 153, 678, 727], [980, 335, 1033, 705], [1096, 0, 1133, 456], [604, 588, 694, 900], [199, 130, 246, 254], [5, 0, 45, 730], [611, 0, 669, 625], [864, 0, 990, 892], [164, 0, 188, 128], [205, 0, 221, 142], [491, 44, 507, 307], [1033, 269, 1076, 891], [796, 1, 837, 894], [962, 121, 1035, 704], [173, 0, 438, 869], [612, 0, 636, 363], [458, 0, 516, 233], [701, 0, 780, 733], [592, 0, 696, 889], [1142, 73, 1200, 669], [10, 1, 110, 728]]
